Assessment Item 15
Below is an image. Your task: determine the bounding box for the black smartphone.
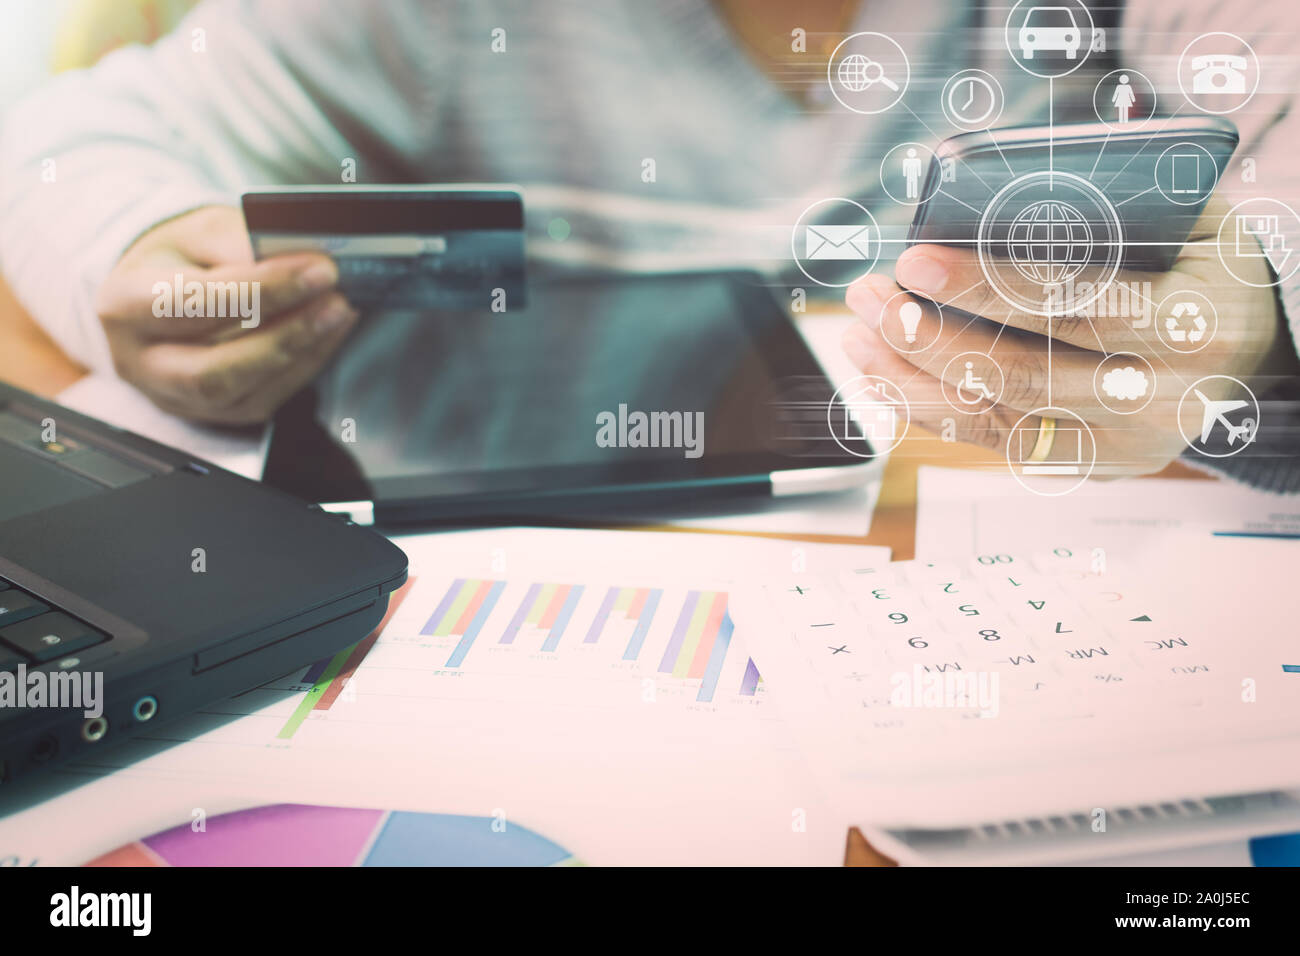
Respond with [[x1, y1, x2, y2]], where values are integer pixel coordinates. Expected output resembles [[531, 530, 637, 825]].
[[908, 118, 1239, 273]]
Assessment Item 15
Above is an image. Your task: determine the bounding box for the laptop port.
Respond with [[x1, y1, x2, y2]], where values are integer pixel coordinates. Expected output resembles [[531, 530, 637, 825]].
[[30, 734, 59, 763], [132, 696, 158, 722], [80, 717, 108, 742]]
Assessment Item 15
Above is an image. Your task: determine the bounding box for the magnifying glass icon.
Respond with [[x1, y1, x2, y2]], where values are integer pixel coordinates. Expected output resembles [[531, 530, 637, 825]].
[[859, 57, 900, 92]]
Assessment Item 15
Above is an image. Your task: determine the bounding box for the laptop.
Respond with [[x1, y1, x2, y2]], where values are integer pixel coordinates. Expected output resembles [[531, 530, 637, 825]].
[[0, 382, 408, 786]]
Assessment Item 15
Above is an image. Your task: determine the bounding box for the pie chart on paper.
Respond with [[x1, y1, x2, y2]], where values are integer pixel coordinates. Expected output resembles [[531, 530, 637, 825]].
[[83, 803, 583, 867]]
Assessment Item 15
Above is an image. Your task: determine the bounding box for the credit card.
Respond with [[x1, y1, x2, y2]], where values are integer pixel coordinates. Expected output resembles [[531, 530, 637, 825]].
[[242, 185, 526, 311]]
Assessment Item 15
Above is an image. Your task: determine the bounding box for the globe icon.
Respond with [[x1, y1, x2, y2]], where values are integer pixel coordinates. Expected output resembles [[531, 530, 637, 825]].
[[838, 54, 874, 92], [1006, 200, 1094, 285]]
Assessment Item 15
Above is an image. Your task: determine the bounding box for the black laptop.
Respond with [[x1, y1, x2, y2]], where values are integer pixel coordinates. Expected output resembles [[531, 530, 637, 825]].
[[0, 382, 408, 786]]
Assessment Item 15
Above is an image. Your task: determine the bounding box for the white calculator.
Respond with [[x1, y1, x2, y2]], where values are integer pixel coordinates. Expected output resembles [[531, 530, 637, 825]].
[[743, 545, 1300, 864]]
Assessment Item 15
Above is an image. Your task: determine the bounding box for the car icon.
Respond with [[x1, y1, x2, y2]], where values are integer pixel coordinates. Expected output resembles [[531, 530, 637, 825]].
[[1019, 6, 1080, 60]]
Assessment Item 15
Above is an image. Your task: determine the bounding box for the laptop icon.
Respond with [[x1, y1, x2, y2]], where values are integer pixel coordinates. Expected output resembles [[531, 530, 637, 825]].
[[1018, 426, 1083, 475]]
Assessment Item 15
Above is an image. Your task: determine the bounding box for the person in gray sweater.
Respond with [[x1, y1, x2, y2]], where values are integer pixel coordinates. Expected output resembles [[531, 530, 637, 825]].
[[1, 0, 1297, 488]]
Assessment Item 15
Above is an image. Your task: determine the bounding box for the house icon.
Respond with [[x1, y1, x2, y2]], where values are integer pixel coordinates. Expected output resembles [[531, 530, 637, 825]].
[[840, 380, 898, 445]]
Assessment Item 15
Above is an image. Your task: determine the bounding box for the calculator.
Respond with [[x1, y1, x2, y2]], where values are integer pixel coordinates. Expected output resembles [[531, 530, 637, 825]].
[[744, 546, 1300, 864]]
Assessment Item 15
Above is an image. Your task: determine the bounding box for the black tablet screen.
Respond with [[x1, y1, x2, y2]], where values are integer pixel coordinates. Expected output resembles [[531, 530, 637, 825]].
[[263, 271, 863, 512]]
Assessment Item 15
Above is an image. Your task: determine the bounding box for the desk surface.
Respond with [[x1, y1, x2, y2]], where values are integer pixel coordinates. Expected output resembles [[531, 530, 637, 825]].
[[0, 286, 1210, 866]]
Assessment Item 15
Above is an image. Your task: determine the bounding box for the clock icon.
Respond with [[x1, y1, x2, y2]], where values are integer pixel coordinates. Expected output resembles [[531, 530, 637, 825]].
[[941, 70, 1004, 129]]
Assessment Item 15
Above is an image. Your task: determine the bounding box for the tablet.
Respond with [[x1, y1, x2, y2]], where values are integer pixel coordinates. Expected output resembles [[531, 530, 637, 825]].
[[262, 271, 875, 524]]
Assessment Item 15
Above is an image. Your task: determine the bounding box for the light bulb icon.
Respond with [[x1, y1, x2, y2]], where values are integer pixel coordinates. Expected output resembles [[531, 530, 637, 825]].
[[899, 300, 923, 343]]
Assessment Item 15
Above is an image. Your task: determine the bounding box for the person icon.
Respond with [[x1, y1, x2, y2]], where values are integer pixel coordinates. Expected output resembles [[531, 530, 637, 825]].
[[1112, 74, 1137, 124], [957, 361, 996, 403], [902, 147, 923, 200]]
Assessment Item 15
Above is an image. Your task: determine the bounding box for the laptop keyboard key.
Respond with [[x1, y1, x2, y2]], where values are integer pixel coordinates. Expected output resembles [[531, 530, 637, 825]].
[[0, 590, 48, 626], [0, 612, 106, 663], [0, 645, 23, 672]]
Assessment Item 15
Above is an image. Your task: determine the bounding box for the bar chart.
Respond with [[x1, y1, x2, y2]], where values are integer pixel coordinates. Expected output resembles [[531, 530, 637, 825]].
[[583, 586, 663, 659], [277, 578, 416, 740], [658, 590, 735, 703], [500, 583, 586, 651], [421, 577, 507, 667]]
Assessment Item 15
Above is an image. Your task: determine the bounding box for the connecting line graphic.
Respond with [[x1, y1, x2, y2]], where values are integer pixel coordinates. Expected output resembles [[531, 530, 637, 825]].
[[1049, 77, 1054, 193], [1102, 100, 1190, 192], [1115, 185, 1159, 207], [902, 101, 998, 199], [936, 190, 983, 214], [1124, 282, 1197, 390], [1048, 76, 1053, 395], [888, 278, 989, 395], [985, 127, 1017, 178], [1088, 126, 1112, 182]]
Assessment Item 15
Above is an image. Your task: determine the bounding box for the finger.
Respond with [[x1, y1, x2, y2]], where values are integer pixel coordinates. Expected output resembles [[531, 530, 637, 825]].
[[849, 274, 1113, 415], [892, 244, 1169, 354], [98, 254, 340, 341], [132, 293, 356, 421], [167, 206, 255, 266]]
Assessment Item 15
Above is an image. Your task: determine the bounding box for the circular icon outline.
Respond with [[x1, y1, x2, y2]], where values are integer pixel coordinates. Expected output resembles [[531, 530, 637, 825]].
[[1093, 352, 1156, 415], [1177, 32, 1260, 116], [1154, 289, 1218, 354], [827, 374, 910, 458], [1092, 68, 1157, 132], [941, 351, 1004, 415], [1216, 197, 1300, 288], [1177, 375, 1259, 458], [941, 69, 1005, 130], [1154, 142, 1218, 207], [879, 142, 941, 206], [1004, 0, 1096, 80], [977, 170, 1124, 317], [827, 32, 911, 115], [878, 290, 943, 354], [1006, 406, 1097, 496], [792, 197, 882, 289]]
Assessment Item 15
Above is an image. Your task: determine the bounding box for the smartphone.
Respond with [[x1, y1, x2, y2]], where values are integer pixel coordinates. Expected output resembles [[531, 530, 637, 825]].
[[908, 118, 1239, 273]]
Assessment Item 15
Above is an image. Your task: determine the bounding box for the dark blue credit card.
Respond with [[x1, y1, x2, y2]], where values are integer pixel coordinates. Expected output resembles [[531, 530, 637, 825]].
[[242, 185, 526, 311]]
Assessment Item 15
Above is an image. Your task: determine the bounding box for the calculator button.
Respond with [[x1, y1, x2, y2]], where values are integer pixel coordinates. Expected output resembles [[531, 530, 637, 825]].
[[895, 560, 963, 587], [837, 566, 898, 594], [0, 612, 107, 663], [0, 590, 48, 627]]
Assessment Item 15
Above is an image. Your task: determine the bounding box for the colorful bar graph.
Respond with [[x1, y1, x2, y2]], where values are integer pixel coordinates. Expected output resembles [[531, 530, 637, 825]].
[[584, 586, 663, 661], [739, 658, 762, 696], [695, 611, 734, 703], [417, 577, 507, 667], [445, 581, 505, 667], [278, 577, 416, 739], [542, 585, 584, 652], [500, 583, 586, 651], [659, 591, 728, 679]]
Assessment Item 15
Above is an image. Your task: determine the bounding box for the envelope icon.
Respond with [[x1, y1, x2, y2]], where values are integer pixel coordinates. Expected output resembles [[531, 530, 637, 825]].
[[805, 224, 873, 260]]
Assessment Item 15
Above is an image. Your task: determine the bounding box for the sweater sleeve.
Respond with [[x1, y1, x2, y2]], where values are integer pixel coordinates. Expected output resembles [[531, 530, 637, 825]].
[[1123, 0, 1300, 491], [0, 0, 440, 374]]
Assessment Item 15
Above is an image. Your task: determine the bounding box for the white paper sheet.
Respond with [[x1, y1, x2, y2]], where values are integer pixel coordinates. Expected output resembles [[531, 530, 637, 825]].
[[0, 528, 889, 866]]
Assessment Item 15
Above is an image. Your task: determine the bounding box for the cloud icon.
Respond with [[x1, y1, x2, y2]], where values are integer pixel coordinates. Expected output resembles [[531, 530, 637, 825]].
[[1102, 365, 1148, 401]]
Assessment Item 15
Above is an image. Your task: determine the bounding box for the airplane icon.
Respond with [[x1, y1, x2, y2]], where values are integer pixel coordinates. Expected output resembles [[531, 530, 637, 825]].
[[1193, 389, 1254, 445]]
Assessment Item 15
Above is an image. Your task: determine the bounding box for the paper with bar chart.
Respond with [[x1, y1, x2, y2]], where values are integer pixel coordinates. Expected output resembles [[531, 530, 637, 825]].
[[0, 529, 886, 866], [264, 555, 769, 744]]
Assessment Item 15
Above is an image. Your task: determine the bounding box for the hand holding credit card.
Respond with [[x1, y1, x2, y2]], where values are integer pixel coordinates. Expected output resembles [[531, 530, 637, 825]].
[[242, 185, 527, 311]]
